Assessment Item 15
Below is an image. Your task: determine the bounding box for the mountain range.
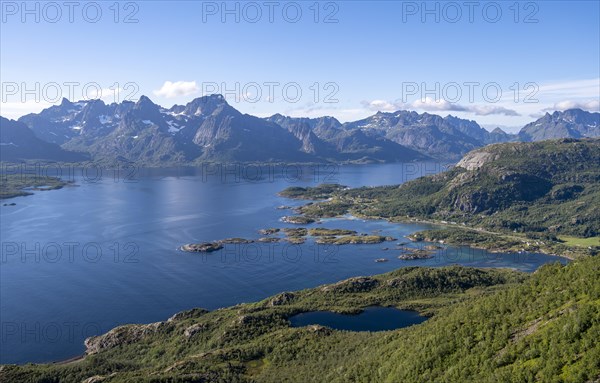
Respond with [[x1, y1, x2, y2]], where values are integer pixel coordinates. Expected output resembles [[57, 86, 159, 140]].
[[1, 95, 598, 164], [342, 110, 514, 159], [519, 108, 600, 141]]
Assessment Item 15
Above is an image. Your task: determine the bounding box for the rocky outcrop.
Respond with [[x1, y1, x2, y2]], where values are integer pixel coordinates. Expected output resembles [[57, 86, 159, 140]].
[[258, 237, 281, 243], [168, 308, 209, 322], [84, 322, 169, 355], [268, 292, 296, 306], [180, 243, 223, 252], [456, 150, 498, 170], [321, 277, 379, 293], [282, 216, 316, 224], [306, 325, 332, 335], [259, 228, 280, 235], [217, 238, 254, 244], [183, 323, 208, 340], [398, 249, 435, 260], [82, 373, 117, 383]]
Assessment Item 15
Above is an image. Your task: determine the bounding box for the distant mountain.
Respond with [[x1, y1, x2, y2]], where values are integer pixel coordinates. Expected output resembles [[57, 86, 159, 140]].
[[267, 114, 427, 162], [0, 117, 89, 162], [18, 98, 133, 145], [16, 95, 428, 164], [188, 98, 315, 162], [266, 114, 336, 155], [18, 95, 308, 164], [519, 109, 600, 142], [10, 96, 600, 165], [486, 127, 516, 144], [342, 111, 511, 160]]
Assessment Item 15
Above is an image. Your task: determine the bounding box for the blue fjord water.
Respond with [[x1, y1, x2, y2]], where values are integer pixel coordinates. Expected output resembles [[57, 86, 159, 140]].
[[0, 163, 567, 364]]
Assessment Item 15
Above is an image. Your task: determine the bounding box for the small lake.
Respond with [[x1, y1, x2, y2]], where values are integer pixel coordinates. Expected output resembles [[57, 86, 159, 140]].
[[289, 306, 428, 331]]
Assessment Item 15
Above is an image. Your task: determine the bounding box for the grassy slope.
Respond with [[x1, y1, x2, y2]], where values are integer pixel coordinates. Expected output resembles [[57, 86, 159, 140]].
[[2, 257, 600, 382], [349, 257, 600, 383], [559, 236, 600, 247]]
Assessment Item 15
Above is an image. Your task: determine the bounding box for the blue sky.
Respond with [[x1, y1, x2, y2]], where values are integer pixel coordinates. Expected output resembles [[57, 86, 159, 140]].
[[1, 0, 599, 130]]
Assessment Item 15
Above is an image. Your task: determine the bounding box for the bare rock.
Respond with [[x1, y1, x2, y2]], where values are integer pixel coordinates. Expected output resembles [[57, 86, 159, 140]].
[[84, 322, 167, 355], [268, 292, 295, 306], [184, 323, 208, 339], [168, 308, 209, 322]]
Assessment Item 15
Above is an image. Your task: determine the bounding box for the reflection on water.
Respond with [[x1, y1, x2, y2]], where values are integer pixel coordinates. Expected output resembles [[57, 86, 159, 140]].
[[0, 163, 566, 364]]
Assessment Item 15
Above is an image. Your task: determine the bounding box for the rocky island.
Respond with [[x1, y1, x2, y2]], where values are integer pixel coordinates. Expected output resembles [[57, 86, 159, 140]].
[[180, 242, 223, 253], [281, 216, 317, 224], [0, 174, 71, 199], [315, 235, 396, 245], [397, 249, 435, 260]]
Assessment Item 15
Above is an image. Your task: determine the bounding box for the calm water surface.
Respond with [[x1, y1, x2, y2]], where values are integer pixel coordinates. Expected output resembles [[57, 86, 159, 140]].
[[289, 306, 428, 332], [0, 163, 567, 363]]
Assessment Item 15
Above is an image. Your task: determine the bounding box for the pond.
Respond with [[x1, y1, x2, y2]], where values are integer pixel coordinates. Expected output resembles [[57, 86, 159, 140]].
[[288, 306, 428, 332]]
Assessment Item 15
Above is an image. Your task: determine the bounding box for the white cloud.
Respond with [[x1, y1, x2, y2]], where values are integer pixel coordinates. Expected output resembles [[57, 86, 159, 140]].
[[98, 87, 128, 103], [153, 81, 199, 99], [360, 78, 600, 123], [536, 78, 600, 98], [467, 105, 521, 117], [528, 112, 545, 119], [410, 97, 465, 112], [545, 99, 600, 112], [279, 104, 368, 122], [361, 97, 520, 116], [362, 99, 397, 112]]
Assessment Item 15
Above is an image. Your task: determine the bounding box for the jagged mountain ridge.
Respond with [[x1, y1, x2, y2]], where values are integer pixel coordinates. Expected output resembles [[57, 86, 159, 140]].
[[16, 95, 428, 164], [519, 108, 600, 141], [10, 95, 600, 164], [342, 110, 511, 159], [267, 114, 426, 162]]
